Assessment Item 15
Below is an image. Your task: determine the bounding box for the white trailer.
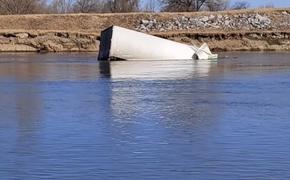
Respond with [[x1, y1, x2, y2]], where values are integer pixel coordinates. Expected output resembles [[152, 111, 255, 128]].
[[98, 26, 217, 61]]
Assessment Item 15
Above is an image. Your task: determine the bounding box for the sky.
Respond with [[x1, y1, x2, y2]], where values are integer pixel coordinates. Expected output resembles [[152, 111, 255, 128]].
[[231, 0, 290, 8]]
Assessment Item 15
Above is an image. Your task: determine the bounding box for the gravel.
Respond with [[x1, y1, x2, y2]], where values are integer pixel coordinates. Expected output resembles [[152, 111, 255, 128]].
[[135, 12, 290, 32]]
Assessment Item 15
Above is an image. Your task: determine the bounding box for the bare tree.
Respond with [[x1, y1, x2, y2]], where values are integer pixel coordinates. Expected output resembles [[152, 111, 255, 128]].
[[206, 0, 229, 11], [104, 0, 140, 13], [73, 0, 104, 13], [231, 1, 250, 10], [161, 0, 207, 12], [0, 0, 44, 14], [49, 0, 74, 13]]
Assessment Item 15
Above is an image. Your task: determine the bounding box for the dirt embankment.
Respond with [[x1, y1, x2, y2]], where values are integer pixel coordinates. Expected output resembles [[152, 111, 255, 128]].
[[0, 8, 290, 52]]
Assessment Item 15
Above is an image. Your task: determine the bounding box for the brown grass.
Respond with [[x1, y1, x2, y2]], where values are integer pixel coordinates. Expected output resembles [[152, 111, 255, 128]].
[[0, 8, 289, 34]]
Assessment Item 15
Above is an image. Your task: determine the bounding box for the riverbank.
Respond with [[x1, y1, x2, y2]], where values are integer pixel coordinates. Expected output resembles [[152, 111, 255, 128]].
[[0, 8, 290, 52]]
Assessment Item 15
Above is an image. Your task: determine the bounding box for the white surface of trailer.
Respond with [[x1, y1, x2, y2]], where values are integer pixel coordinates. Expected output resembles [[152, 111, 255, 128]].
[[98, 26, 217, 61]]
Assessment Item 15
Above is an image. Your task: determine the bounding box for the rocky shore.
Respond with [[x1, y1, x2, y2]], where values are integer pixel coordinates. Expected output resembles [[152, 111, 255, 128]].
[[0, 8, 289, 52], [0, 31, 98, 52]]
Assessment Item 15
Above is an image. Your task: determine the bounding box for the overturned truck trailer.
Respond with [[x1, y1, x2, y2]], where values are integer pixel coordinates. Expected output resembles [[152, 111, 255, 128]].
[[98, 26, 217, 61]]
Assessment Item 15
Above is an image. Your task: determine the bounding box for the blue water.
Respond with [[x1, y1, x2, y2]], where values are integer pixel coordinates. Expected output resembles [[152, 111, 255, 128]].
[[0, 52, 290, 180]]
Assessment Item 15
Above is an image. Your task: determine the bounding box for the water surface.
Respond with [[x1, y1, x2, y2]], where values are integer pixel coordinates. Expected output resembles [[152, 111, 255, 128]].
[[1, 52, 290, 180]]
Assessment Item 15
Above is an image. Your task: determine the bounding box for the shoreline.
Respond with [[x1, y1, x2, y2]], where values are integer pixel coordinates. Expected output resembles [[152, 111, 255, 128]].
[[0, 8, 290, 52]]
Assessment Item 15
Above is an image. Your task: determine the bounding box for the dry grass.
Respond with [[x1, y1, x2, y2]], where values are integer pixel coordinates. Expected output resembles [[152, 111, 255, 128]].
[[0, 8, 289, 34]]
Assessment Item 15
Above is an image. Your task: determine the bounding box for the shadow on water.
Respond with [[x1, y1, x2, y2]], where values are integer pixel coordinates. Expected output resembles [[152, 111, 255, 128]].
[[98, 61, 111, 78]]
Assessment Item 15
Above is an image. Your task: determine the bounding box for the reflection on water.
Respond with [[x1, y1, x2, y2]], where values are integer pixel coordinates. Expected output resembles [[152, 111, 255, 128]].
[[1, 52, 290, 180], [100, 60, 217, 80]]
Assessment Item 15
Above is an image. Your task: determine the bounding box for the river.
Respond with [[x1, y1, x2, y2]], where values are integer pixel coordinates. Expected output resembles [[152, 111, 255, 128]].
[[1, 52, 290, 180]]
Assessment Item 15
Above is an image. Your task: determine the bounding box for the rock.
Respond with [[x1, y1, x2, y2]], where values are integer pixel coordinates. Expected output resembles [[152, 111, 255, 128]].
[[56, 32, 69, 38], [200, 16, 209, 22], [59, 38, 71, 43], [255, 14, 271, 25], [16, 33, 29, 39], [42, 40, 63, 52], [175, 20, 182, 27], [224, 20, 231, 26], [0, 36, 10, 44], [209, 15, 215, 20], [28, 31, 38, 38], [140, 24, 146, 28], [246, 14, 271, 29], [190, 17, 197, 24], [201, 22, 207, 27], [147, 21, 154, 28], [248, 33, 262, 39], [196, 21, 205, 27], [141, 19, 149, 25], [181, 16, 188, 22], [282, 11, 288, 15], [134, 12, 276, 33]]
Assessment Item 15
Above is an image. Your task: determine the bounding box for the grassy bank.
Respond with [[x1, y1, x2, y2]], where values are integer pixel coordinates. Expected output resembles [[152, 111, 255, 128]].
[[0, 8, 290, 52]]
